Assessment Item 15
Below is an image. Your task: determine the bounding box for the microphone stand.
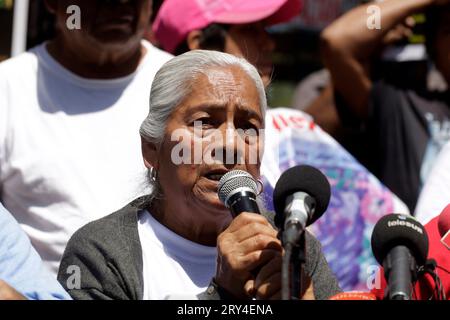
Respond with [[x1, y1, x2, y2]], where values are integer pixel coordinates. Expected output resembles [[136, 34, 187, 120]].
[[281, 229, 306, 300], [291, 233, 306, 299]]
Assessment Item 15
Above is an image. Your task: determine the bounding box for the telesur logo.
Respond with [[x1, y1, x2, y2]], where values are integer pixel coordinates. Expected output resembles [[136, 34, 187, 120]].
[[387, 216, 423, 234]]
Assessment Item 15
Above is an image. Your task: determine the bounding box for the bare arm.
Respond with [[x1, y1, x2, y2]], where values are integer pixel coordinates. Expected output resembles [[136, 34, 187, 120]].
[[0, 280, 27, 300], [320, 0, 435, 120]]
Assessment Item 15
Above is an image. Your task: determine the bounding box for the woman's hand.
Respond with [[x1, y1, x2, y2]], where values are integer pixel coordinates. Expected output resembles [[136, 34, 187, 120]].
[[0, 280, 26, 300], [215, 212, 282, 299]]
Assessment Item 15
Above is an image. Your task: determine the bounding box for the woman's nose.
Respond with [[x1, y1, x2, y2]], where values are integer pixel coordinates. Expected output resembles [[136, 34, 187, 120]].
[[209, 125, 246, 167]]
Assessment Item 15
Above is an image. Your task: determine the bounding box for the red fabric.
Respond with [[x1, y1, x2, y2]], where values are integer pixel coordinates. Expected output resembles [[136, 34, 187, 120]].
[[372, 216, 450, 300], [330, 292, 377, 300]]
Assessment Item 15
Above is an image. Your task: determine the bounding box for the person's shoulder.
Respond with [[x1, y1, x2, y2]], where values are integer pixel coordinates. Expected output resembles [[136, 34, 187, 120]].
[[68, 196, 150, 247], [373, 80, 448, 105], [416, 88, 450, 105], [305, 230, 323, 253], [371, 80, 405, 96], [368, 80, 416, 119], [0, 45, 43, 77], [141, 40, 173, 65]]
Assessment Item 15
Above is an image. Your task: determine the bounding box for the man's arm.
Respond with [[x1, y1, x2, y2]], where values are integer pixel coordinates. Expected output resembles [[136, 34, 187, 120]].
[[0, 280, 26, 300], [320, 0, 435, 120]]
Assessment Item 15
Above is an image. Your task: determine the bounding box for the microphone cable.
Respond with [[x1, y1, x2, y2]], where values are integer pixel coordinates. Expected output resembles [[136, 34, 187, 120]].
[[416, 259, 446, 300]]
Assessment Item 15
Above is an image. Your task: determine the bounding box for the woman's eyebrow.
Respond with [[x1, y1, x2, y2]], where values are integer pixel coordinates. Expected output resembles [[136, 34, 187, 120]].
[[185, 103, 227, 114], [236, 105, 263, 123], [184, 103, 263, 123]]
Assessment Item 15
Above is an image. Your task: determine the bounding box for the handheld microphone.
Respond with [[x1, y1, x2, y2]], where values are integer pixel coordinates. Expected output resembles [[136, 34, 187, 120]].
[[371, 214, 429, 300], [218, 170, 260, 217], [438, 204, 450, 250], [273, 165, 331, 246]]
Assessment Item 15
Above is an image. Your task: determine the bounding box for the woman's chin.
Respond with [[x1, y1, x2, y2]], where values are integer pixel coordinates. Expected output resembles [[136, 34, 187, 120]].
[[193, 191, 228, 213], [203, 193, 228, 212], [192, 178, 233, 216]]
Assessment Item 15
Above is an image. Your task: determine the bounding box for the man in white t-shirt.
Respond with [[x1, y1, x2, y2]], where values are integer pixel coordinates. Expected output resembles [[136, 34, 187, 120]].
[[0, 0, 172, 274], [415, 140, 450, 225]]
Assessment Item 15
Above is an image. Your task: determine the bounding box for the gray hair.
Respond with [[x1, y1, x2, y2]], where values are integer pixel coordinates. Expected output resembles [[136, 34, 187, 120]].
[[139, 50, 267, 203], [140, 49, 267, 146]]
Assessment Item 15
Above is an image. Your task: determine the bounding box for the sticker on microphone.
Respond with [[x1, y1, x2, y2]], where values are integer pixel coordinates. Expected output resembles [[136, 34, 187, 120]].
[[441, 230, 450, 250]]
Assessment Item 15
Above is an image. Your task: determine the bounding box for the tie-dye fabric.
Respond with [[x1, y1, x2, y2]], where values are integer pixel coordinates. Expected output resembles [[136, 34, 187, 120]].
[[261, 108, 409, 291]]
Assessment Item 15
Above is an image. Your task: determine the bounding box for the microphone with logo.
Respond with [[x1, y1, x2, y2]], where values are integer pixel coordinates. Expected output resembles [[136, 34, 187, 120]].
[[371, 214, 429, 300], [272, 165, 331, 299]]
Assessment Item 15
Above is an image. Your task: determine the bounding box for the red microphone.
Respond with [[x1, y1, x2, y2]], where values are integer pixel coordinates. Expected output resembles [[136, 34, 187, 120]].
[[438, 204, 450, 250]]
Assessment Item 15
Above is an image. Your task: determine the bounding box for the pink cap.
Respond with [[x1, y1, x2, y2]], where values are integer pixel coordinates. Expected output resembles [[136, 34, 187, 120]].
[[153, 0, 303, 53]]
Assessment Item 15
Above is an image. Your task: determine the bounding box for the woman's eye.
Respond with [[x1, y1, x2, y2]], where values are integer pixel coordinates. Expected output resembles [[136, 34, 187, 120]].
[[240, 122, 259, 132], [191, 117, 211, 126], [200, 118, 215, 128], [190, 118, 217, 135]]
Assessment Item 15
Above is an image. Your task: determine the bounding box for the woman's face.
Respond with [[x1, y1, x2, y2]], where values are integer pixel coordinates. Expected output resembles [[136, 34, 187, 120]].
[[147, 66, 265, 230]]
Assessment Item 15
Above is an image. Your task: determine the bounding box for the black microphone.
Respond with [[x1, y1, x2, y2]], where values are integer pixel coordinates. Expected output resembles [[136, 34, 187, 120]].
[[218, 170, 260, 217], [371, 214, 429, 300], [273, 165, 331, 246]]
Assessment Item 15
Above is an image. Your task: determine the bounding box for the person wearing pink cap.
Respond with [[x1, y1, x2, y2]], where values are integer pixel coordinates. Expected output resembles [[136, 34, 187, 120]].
[[153, 0, 302, 87]]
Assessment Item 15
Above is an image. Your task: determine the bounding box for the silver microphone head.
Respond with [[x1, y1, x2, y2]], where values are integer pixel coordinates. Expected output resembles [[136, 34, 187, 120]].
[[217, 170, 259, 207]]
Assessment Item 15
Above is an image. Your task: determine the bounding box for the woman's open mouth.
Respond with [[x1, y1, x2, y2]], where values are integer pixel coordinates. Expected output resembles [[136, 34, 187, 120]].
[[204, 173, 225, 182], [204, 169, 229, 182]]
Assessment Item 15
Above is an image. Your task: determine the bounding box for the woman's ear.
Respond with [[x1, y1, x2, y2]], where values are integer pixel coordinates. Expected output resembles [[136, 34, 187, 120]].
[[186, 30, 203, 50], [141, 136, 159, 170]]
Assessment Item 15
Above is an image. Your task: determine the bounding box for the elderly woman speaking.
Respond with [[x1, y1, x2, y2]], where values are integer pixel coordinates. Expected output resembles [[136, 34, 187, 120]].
[[57, 50, 340, 300]]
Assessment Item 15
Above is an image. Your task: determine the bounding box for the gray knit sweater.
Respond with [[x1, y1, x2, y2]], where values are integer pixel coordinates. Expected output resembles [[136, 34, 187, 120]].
[[57, 196, 341, 300]]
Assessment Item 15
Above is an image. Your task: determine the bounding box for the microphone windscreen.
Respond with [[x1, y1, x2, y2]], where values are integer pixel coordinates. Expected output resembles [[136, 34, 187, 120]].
[[217, 170, 258, 206], [437, 204, 450, 238], [371, 214, 429, 266], [273, 165, 331, 228]]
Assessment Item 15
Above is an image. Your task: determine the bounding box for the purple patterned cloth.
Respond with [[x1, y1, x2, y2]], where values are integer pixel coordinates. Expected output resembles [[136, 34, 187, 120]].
[[261, 108, 408, 291]]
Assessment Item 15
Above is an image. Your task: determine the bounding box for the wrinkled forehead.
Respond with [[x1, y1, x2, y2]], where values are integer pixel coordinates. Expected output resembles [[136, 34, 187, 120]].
[[193, 66, 263, 111], [202, 66, 251, 92]]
